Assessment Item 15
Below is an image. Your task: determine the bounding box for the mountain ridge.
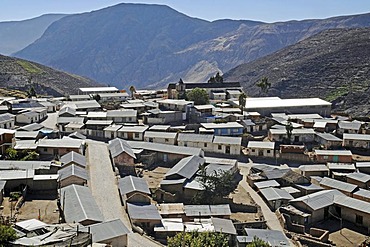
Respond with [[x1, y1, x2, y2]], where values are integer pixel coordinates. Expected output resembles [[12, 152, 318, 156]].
[[12, 3, 370, 90]]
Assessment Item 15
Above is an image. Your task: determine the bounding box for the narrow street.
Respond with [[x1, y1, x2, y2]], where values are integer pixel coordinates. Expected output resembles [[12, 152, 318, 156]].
[[40, 112, 58, 130], [86, 141, 162, 246], [238, 162, 284, 232]]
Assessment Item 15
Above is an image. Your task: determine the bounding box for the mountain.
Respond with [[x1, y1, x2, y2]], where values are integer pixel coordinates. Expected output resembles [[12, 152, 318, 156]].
[[0, 14, 67, 55], [13, 3, 370, 89], [0, 54, 97, 96], [224, 28, 370, 116]]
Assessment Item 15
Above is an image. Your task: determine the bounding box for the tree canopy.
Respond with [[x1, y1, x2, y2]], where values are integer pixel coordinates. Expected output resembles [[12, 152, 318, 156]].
[[238, 92, 247, 115], [167, 231, 229, 247], [246, 236, 270, 247], [193, 164, 235, 204], [186, 87, 209, 105], [0, 224, 17, 245], [208, 72, 223, 83], [256, 77, 271, 94]]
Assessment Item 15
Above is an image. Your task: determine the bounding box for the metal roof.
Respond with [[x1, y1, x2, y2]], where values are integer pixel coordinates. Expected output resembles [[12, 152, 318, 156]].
[[15, 219, 47, 232], [247, 141, 274, 149], [0, 169, 34, 180], [118, 125, 149, 133], [106, 109, 136, 118], [346, 172, 370, 183], [287, 113, 323, 120], [15, 131, 40, 139], [177, 133, 214, 143], [58, 106, 76, 116], [157, 99, 194, 106], [183, 176, 204, 191], [144, 131, 177, 139], [184, 204, 231, 217], [58, 164, 88, 181], [320, 177, 358, 193], [280, 186, 300, 194], [57, 117, 85, 125], [127, 141, 203, 157], [118, 176, 150, 195], [290, 189, 344, 211], [84, 219, 130, 243], [242, 97, 331, 109], [201, 122, 243, 129], [260, 187, 294, 201], [108, 138, 136, 159], [244, 229, 290, 247], [60, 184, 104, 224], [298, 164, 329, 172], [327, 163, 356, 170], [160, 178, 186, 186], [295, 183, 324, 191], [316, 133, 342, 142], [158, 203, 185, 215], [204, 157, 237, 166], [204, 164, 234, 176], [338, 120, 362, 130], [104, 124, 123, 132], [314, 150, 352, 156], [343, 133, 370, 141], [86, 120, 113, 126], [37, 138, 83, 149], [356, 162, 370, 168], [79, 87, 118, 93], [60, 151, 86, 167], [165, 155, 204, 179], [68, 132, 87, 140], [211, 217, 236, 235], [213, 136, 241, 145], [254, 180, 280, 189], [127, 203, 162, 220], [334, 195, 370, 214], [0, 113, 14, 123], [353, 188, 370, 199], [269, 128, 315, 135], [148, 125, 171, 131]]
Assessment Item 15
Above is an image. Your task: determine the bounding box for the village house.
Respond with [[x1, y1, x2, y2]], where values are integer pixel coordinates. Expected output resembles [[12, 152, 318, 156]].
[[106, 109, 137, 123], [117, 125, 149, 141], [238, 229, 290, 247], [313, 149, 352, 163], [60, 151, 86, 169], [247, 141, 275, 157], [235, 97, 332, 117], [63, 100, 101, 112], [118, 175, 151, 207], [212, 136, 241, 155], [353, 188, 370, 203], [64, 122, 85, 134], [164, 155, 204, 181], [38, 100, 57, 112], [104, 124, 122, 139], [327, 163, 356, 179], [240, 119, 268, 133], [0, 128, 15, 155], [346, 172, 370, 189], [58, 106, 76, 117], [177, 133, 214, 153], [126, 141, 204, 166], [200, 122, 244, 136], [60, 184, 104, 226], [69, 94, 91, 101], [37, 138, 85, 157], [144, 131, 178, 145], [268, 128, 316, 143], [183, 204, 232, 220], [127, 203, 162, 232], [0, 113, 15, 129], [343, 133, 370, 149], [319, 177, 358, 196], [259, 187, 294, 211], [337, 120, 362, 135], [79, 86, 120, 95], [108, 138, 136, 175], [96, 92, 129, 103], [315, 132, 342, 149], [143, 109, 183, 125], [82, 219, 130, 247], [15, 108, 47, 124], [298, 164, 329, 178], [58, 164, 88, 188], [356, 162, 370, 174]]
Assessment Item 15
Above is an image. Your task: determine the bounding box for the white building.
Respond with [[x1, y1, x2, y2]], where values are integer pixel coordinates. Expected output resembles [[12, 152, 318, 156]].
[[247, 141, 275, 157]]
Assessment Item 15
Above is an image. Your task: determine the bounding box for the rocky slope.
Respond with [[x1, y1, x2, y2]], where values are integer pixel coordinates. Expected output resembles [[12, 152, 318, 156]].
[[0, 14, 67, 55], [13, 3, 370, 89], [224, 28, 370, 116], [0, 54, 97, 96]]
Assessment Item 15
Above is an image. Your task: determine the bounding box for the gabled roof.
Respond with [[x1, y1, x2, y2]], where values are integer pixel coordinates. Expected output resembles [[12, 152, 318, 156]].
[[247, 141, 274, 149], [260, 187, 294, 201], [254, 180, 280, 189], [343, 133, 370, 141], [244, 229, 289, 247], [58, 164, 88, 181], [60, 151, 86, 167], [118, 176, 150, 195], [127, 141, 203, 157], [213, 136, 242, 145], [60, 184, 104, 224], [346, 172, 370, 183], [165, 155, 204, 179], [201, 122, 243, 129], [211, 217, 237, 235], [0, 113, 14, 123], [338, 120, 362, 130], [177, 133, 213, 143], [320, 177, 358, 193], [58, 106, 76, 116], [106, 109, 137, 118], [299, 164, 329, 172], [37, 138, 83, 149], [314, 150, 352, 156], [334, 195, 370, 214], [144, 131, 177, 139], [83, 219, 130, 243], [108, 138, 136, 159], [127, 203, 162, 220], [316, 132, 342, 142], [290, 189, 344, 211]]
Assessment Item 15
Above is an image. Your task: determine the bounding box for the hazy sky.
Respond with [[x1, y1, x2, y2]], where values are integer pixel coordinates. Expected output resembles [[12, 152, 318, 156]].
[[2, 0, 370, 23]]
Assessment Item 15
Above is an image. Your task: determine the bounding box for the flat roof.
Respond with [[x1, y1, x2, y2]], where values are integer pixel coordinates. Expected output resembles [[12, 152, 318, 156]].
[[343, 133, 370, 141], [79, 87, 118, 92], [247, 141, 275, 149], [241, 97, 331, 109], [254, 180, 280, 189], [314, 150, 352, 156]]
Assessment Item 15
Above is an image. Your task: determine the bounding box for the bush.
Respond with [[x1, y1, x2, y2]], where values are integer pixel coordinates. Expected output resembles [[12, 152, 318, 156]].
[[0, 225, 17, 245]]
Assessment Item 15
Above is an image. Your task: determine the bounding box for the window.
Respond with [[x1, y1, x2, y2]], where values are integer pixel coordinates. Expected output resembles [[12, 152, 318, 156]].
[[218, 145, 222, 150], [267, 150, 271, 153], [44, 148, 47, 152], [165, 138, 169, 142], [251, 149, 255, 152], [204, 143, 207, 148], [356, 215, 363, 225], [134, 133, 140, 138]]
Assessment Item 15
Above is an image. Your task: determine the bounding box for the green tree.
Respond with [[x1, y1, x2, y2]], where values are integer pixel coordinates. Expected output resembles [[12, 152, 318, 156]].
[[193, 164, 235, 204], [92, 94, 101, 102], [186, 87, 209, 105], [246, 236, 270, 247], [256, 77, 271, 94], [239, 92, 247, 115], [21, 151, 39, 161], [167, 231, 229, 247], [0, 224, 17, 245], [5, 148, 18, 160], [208, 72, 224, 83], [285, 121, 294, 144], [129, 85, 136, 99], [27, 85, 37, 98]]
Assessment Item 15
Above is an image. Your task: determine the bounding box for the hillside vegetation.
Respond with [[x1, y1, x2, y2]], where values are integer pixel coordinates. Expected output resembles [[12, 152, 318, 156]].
[[0, 54, 98, 96]]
